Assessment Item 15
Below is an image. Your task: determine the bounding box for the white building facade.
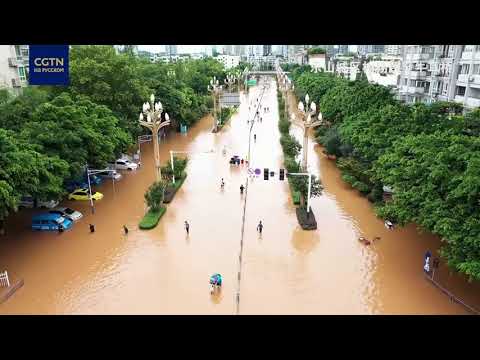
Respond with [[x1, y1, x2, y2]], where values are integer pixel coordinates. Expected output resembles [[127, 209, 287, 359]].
[[215, 55, 240, 69], [0, 45, 29, 94]]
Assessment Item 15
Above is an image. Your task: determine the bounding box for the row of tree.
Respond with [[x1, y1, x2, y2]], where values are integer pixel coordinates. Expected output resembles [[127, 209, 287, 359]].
[[0, 45, 228, 229], [286, 65, 480, 280]]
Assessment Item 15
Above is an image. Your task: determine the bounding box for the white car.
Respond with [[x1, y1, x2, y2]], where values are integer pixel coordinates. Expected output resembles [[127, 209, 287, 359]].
[[98, 170, 123, 181], [49, 207, 83, 222], [108, 159, 138, 171], [19, 196, 59, 209]]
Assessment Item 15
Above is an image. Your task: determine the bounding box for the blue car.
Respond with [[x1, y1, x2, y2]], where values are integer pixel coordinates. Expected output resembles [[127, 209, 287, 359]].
[[85, 174, 103, 186], [31, 213, 73, 232]]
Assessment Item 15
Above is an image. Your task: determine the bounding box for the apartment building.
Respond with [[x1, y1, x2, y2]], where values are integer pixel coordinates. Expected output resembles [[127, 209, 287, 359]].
[[0, 45, 29, 94], [358, 45, 385, 56], [455, 45, 480, 110], [215, 55, 240, 69], [398, 45, 480, 110], [385, 45, 401, 56]]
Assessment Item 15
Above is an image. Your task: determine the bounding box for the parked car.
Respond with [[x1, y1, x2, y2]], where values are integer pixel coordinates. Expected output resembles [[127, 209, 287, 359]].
[[68, 188, 104, 201], [49, 207, 83, 222], [108, 158, 138, 171], [19, 196, 59, 209], [84, 174, 103, 186], [98, 170, 122, 181], [31, 213, 73, 231]]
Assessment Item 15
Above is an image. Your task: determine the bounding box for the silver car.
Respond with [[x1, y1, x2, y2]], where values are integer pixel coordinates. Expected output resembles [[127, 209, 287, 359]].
[[19, 196, 59, 209], [98, 170, 122, 181], [49, 207, 83, 222]]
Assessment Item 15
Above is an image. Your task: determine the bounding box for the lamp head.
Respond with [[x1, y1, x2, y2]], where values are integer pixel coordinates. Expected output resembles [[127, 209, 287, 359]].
[[165, 113, 170, 121], [139, 113, 143, 121], [298, 101, 304, 112], [150, 94, 155, 104]]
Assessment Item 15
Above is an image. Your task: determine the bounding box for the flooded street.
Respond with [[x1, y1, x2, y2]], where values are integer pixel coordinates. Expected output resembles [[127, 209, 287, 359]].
[[1, 77, 479, 314]]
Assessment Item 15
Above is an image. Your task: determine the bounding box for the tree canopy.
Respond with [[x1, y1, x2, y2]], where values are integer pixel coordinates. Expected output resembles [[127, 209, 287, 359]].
[[290, 69, 480, 280]]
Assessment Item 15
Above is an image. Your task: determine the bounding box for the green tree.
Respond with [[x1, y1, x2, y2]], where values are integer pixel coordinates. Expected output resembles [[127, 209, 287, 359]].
[[144, 181, 167, 211], [21, 93, 131, 179]]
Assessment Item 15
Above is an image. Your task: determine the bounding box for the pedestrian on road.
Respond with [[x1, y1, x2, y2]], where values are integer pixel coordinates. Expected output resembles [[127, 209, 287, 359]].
[[257, 221, 264, 234], [184, 221, 190, 235], [254, 134, 256, 142], [123, 225, 129, 235], [240, 184, 245, 194], [221, 178, 225, 189], [89, 224, 95, 233]]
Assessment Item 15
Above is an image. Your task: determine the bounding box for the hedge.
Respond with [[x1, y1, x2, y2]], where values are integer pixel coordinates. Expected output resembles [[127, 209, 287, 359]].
[[163, 173, 187, 203], [139, 207, 167, 230]]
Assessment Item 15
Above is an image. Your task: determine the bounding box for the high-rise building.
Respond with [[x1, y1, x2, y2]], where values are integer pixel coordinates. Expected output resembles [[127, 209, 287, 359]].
[[263, 45, 272, 56], [397, 45, 480, 110], [224, 45, 233, 55], [166, 45, 177, 57], [233, 45, 246, 56], [337, 45, 349, 55], [385, 45, 401, 56], [357, 45, 385, 55], [0, 45, 29, 95]]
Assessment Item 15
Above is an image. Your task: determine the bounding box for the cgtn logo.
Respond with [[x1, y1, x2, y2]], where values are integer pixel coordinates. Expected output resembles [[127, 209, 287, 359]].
[[29, 45, 69, 85], [33, 57, 65, 72]]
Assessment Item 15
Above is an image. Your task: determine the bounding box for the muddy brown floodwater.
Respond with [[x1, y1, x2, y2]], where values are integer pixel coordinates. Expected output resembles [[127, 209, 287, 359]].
[[1, 78, 479, 314]]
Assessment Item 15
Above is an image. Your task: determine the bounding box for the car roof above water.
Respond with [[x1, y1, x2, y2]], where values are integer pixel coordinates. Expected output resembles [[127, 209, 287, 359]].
[[32, 213, 65, 221]]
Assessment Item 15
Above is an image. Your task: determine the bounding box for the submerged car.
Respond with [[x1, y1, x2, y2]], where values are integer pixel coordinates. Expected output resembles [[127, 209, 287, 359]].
[[19, 196, 59, 209], [49, 207, 83, 222], [31, 213, 73, 231], [98, 170, 122, 181], [108, 158, 138, 171], [68, 188, 104, 201]]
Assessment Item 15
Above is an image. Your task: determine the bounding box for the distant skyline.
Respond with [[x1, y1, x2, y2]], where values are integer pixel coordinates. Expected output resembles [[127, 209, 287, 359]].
[[138, 45, 358, 54]]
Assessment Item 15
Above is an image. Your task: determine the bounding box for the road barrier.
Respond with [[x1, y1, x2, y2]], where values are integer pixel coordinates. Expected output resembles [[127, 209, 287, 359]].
[[235, 84, 268, 315], [0, 271, 10, 288], [425, 273, 479, 315]]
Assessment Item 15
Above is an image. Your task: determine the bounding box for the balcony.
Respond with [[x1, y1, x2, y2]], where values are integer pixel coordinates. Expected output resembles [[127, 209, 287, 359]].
[[455, 95, 480, 108], [8, 57, 18, 67], [457, 74, 480, 86], [400, 85, 425, 94], [406, 53, 432, 61], [408, 70, 427, 79], [461, 51, 480, 61]]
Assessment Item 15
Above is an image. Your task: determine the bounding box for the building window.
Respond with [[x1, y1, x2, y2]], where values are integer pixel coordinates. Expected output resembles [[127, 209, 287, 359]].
[[473, 64, 480, 75], [18, 67, 26, 81], [456, 86, 466, 96], [461, 64, 470, 74]]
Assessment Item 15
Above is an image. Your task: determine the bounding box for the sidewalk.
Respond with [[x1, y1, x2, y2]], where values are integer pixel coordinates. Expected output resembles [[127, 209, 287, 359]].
[[0, 272, 24, 305]]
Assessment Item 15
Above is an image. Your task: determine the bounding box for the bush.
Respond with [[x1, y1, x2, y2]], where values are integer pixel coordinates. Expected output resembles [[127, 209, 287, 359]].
[[164, 173, 187, 203], [139, 207, 166, 230], [280, 134, 302, 158], [161, 156, 188, 182], [352, 180, 371, 194], [284, 156, 300, 174], [278, 119, 290, 134], [144, 181, 167, 211]]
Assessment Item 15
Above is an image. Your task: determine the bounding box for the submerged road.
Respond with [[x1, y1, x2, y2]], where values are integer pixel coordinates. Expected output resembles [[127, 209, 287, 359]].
[[1, 77, 479, 314]]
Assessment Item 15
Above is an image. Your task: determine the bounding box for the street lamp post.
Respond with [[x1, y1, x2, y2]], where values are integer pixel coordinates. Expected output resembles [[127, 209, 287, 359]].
[[297, 94, 322, 171], [208, 76, 222, 133], [139, 94, 171, 182], [224, 74, 236, 92]]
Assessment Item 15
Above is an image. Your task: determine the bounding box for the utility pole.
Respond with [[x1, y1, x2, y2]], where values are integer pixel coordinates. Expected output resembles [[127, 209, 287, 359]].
[[297, 94, 322, 171]]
